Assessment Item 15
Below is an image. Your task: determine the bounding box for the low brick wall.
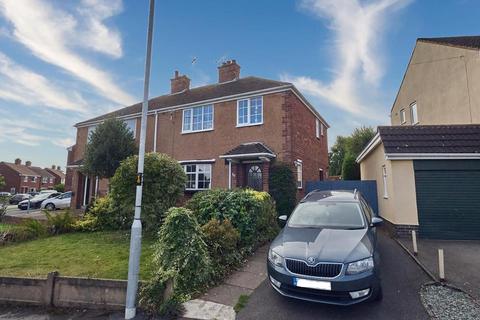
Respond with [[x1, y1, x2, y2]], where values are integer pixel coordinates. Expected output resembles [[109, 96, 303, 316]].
[[382, 218, 419, 238], [0, 272, 128, 310]]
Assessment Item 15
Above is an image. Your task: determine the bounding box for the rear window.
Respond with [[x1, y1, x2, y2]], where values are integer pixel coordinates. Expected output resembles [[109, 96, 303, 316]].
[[288, 202, 365, 229]]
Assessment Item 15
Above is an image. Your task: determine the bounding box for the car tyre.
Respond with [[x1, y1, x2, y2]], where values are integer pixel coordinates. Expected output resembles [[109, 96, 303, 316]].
[[45, 203, 55, 211]]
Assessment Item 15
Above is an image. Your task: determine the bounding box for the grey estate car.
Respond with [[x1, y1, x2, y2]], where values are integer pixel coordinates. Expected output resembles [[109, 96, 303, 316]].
[[267, 190, 383, 305]]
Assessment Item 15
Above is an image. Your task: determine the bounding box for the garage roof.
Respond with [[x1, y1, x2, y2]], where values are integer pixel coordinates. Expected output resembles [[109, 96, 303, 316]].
[[357, 125, 480, 162]]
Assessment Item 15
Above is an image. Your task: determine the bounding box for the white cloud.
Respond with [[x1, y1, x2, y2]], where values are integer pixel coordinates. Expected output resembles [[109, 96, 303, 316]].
[[77, 0, 123, 58], [0, 0, 135, 106], [0, 52, 88, 112], [0, 123, 44, 146], [284, 0, 411, 119], [52, 137, 75, 148]]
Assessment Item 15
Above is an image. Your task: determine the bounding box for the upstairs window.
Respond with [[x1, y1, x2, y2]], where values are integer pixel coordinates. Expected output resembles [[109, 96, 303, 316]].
[[316, 119, 320, 138], [87, 125, 97, 140], [237, 96, 263, 126], [124, 119, 137, 138], [31, 176, 36, 182], [42, 177, 48, 183], [410, 102, 418, 124], [23, 176, 28, 182], [182, 105, 213, 133], [295, 160, 303, 189], [183, 164, 212, 190], [400, 109, 406, 124]]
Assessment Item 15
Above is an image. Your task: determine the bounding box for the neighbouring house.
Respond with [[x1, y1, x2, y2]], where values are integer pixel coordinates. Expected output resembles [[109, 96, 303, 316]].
[[45, 165, 66, 186], [66, 60, 330, 210], [29, 165, 56, 191], [357, 36, 480, 240], [0, 159, 41, 194]]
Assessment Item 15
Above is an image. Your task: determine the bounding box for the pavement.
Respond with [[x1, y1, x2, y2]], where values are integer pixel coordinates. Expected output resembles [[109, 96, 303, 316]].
[[182, 244, 269, 320], [237, 230, 430, 320], [399, 236, 480, 301]]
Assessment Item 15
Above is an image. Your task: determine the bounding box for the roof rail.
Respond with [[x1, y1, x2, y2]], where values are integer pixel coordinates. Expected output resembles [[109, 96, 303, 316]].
[[353, 188, 358, 199]]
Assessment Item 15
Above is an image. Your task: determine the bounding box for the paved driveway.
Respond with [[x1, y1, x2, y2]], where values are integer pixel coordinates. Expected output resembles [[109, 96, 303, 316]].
[[399, 237, 480, 301], [237, 231, 430, 320]]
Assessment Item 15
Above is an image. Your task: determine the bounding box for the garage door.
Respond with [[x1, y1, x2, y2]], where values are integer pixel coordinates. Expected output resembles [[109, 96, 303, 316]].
[[414, 160, 480, 240]]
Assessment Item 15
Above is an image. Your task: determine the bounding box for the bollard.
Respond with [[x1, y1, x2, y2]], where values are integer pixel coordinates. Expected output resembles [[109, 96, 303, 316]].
[[412, 230, 418, 255], [438, 249, 445, 281]]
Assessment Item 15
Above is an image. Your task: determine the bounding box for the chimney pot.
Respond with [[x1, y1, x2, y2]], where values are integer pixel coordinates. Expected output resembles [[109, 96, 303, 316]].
[[25, 161, 31, 167], [218, 60, 240, 83], [14, 158, 21, 165], [52, 165, 56, 169], [57, 166, 61, 170], [170, 71, 190, 94]]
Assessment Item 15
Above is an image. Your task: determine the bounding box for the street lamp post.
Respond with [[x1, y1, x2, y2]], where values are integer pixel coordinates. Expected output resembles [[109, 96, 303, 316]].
[[125, 0, 155, 318]]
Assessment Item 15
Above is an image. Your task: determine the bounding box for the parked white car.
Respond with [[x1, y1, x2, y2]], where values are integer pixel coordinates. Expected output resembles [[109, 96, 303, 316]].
[[41, 192, 72, 211]]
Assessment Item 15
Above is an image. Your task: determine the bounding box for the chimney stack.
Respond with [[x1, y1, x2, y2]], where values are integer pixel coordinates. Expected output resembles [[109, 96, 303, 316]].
[[14, 158, 21, 165], [218, 60, 240, 83], [52, 165, 56, 169], [170, 71, 190, 94], [25, 161, 32, 167], [57, 166, 61, 171]]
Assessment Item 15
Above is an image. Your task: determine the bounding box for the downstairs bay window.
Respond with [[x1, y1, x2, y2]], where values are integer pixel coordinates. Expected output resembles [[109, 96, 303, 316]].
[[183, 163, 212, 190]]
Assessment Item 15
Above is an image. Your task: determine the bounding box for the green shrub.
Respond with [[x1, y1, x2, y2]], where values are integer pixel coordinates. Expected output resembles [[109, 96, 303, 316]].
[[247, 190, 280, 243], [140, 207, 212, 316], [268, 162, 297, 217], [1, 220, 47, 245], [0, 195, 9, 220], [46, 211, 75, 235], [187, 189, 279, 247], [75, 196, 128, 232], [110, 153, 186, 232], [201, 219, 241, 278], [53, 183, 65, 193]]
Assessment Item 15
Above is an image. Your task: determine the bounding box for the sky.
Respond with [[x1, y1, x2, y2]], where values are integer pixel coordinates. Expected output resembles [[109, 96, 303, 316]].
[[0, 0, 479, 169]]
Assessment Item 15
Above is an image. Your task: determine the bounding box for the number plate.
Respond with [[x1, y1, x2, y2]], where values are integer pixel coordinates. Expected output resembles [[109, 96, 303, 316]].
[[293, 278, 331, 291]]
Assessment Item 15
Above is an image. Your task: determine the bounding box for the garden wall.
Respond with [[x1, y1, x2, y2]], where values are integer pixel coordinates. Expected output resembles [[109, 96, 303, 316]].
[[0, 272, 128, 310]]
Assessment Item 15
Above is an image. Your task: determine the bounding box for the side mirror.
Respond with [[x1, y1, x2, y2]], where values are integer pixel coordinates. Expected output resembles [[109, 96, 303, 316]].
[[371, 216, 383, 227], [278, 215, 288, 227]]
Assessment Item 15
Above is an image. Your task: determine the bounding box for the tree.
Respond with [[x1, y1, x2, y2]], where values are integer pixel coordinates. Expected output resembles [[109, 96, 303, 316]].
[[54, 183, 65, 193], [83, 118, 137, 179], [268, 162, 297, 217], [0, 175, 5, 189], [329, 126, 376, 179], [109, 153, 186, 232]]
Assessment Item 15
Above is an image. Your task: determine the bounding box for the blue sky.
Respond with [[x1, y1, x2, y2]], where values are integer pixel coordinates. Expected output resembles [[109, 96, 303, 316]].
[[0, 0, 479, 169]]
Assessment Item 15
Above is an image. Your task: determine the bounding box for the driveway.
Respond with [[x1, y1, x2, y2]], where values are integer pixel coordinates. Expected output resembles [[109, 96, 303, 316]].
[[4, 205, 45, 221], [399, 237, 480, 301], [237, 230, 430, 320]]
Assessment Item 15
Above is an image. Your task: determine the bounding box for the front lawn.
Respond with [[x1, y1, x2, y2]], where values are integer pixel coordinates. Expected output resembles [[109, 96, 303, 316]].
[[0, 231, 155, 279]]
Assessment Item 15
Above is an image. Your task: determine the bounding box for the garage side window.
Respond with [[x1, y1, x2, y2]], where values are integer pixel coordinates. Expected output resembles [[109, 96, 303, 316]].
[[382, 165, 388, 199]]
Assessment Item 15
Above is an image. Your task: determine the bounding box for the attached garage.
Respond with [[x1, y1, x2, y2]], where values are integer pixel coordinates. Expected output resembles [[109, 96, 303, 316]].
[[357, 124, 480, 239], [414, 160, 480, 240]]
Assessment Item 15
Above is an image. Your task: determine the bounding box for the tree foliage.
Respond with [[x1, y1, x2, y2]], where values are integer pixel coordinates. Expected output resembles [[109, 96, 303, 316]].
[[83, 118, 137, 179], [109, 153, 186, 232], [329, 126, 376, 179], [0, 175, 5, 189], [53, 183, 65, 193], [268, 162, 297, 217]]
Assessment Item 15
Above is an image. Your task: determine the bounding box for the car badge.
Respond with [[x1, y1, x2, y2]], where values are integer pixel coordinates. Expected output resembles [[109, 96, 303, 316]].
[[307, 256, 316, 265]]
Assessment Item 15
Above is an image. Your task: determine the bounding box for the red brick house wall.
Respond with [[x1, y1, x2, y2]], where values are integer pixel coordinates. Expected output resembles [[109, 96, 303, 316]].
[[0, 163, 20, 193]]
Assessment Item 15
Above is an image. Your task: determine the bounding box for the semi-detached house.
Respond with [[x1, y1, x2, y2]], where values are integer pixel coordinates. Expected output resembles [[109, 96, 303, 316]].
[[66, 60, 330, 210]]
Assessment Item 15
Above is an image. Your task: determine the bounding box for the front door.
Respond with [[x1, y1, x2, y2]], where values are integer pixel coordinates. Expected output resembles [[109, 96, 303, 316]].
[[246, 164, 263, 191]]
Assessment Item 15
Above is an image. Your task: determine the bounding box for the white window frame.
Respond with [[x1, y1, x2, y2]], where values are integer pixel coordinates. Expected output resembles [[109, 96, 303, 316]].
[[382, 165, 389, 199], [124, 119, 137, 138], [315, 119, 320, 139], [236, 96, 264, 127], [49, 177, 54, 184], [183, 163, 212, 191], [42, 177, 48, 183], [295, 160, 303, 189], [182, 104, 214, 134], [410, 102, 418, 125], [31, 176, 36, 183], [23, 176, 28, 182], [400, 109, 406, 124], [320, 122, 324, 136]]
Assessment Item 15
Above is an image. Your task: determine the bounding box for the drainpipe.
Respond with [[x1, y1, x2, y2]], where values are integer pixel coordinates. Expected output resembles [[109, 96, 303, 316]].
[[228, 159, 232, 189], [95, 176, 99, 197], [153, 111, 158, 152]]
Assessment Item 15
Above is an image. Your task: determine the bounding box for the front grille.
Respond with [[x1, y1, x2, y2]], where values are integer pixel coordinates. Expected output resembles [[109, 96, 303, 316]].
[[285, 259, 342, 278]]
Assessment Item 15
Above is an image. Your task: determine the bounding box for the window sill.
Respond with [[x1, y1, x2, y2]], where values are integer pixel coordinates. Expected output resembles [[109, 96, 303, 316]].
[[383, 196, 389, 199], [181, 128, 214, 135], [236, 122, 263, 128]]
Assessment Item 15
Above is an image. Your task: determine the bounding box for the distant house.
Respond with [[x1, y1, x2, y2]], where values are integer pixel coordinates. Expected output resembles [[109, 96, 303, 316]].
[[45, 165, 66, 186], [29, 166, 55, 190], [66, 60, 330, 210], [358, 36, 480, 240], [0, 159, 41, 193]]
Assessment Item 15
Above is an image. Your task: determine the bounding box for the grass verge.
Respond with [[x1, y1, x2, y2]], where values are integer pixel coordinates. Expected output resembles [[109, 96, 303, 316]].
[[0, 231, 154, 279], [234, 294, 250, 313]]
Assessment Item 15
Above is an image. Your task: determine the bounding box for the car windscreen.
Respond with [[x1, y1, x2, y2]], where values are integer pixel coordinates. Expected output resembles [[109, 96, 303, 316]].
[[288, 202, 365, 229], [32, 194, 51, 201]]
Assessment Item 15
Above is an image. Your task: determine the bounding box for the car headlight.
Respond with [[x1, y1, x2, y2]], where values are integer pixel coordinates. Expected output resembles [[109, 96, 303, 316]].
[[268, 248, 284, 267], [346, 257, 374, 275]]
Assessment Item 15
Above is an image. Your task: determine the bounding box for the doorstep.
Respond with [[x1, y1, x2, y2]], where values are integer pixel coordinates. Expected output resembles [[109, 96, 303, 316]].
[[181, 243, 269, 319]]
